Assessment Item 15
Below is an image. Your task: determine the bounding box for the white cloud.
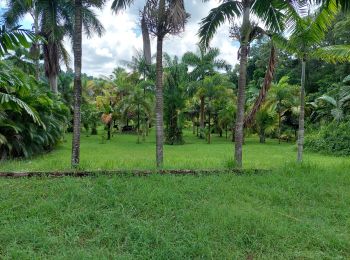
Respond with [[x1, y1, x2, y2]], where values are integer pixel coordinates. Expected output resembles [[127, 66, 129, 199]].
[[1, 0, 240, 77], [78, 0, 239, 77]]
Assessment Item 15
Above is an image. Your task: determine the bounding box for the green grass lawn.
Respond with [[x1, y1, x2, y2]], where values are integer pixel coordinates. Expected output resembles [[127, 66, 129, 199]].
[[0, 166, 349, 258], [0, 129, 348, 172], [1, 130, 349, 258]]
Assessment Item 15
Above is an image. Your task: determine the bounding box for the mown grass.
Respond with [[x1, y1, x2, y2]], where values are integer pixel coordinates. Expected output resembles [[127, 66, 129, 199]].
[[0, 129, 347, 172], [1, 130, 350, 258], [0, 163, 349, 259]]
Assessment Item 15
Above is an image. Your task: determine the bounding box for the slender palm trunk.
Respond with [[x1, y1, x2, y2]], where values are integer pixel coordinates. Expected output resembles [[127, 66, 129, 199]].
[[208, 111, 211, 144], [234, 43, 248, 168], [71, 0, 82, 168], [137, 103, 140, 144], [141, 8, 152, 66], [278, 104, 281, 144], [49, 75, 58, 94], [199, 96, 205, 138], [234, 3, 250, 168], [192, 117, 196, 134], [297, 59, 306, 162], [155, 35, 164, 168], [33, 4, 40, 81]]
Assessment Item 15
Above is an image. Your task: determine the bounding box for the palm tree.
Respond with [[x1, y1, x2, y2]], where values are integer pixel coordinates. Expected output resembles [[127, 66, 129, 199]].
[[197, 74, 232, 144], [255, 104, 278, 143], [122, 87, 153, 143], [199, 0, 304, 168], [274, 0, 350, 162], [267, 76, 299, 143], [182, 44, 230, 139], [112, 0, 188, 168], [4, 0, 104, 94], [71, 0, 106, 167], [71, 0, 83, 167]]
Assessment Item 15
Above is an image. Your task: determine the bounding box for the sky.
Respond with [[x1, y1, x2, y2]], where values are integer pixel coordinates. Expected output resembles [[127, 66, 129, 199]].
[[0, 0, 240, 77]]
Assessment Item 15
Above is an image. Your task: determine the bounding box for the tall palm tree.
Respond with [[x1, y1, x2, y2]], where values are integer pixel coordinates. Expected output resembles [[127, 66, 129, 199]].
[[4, 0, 104, 94], [274, 0, 350, 162], [182, 44, 230, 139], [71, 0, 83, 167], [71, 0, 106, 167], [199, 0, 305, 168], [112, 0, 188, 168]]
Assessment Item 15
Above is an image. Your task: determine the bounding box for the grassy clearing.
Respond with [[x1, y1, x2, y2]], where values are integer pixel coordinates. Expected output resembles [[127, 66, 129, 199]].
[[0, 129, 347, 172], [0, 164, 349, 259], [1, 130, 349, 258]]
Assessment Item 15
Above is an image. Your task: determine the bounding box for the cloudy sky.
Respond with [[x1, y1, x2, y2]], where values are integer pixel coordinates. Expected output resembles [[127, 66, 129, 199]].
[[0, 0, 240, 77]]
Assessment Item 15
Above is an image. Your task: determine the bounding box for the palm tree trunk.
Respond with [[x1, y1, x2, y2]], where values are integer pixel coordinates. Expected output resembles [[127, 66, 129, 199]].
[[33, 4, 40, 81], [244, 43, 276, 127], [199, 96, 205, 138], [155, 35, 164, 168], [297, 59, 306, 162], [49, 75, 58, 94], [141, 8, 152, 66], [208, 111, 211, 144], [234, 43, 248, 168], [278, 105, 281, 144], [137, 103, 140, 144], [192, 117, 196, 134], [234, 3, 250, 168], [71, 0, 82, 168]]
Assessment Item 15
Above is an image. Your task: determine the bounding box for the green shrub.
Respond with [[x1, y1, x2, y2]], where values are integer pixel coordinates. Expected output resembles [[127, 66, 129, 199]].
[[305, 120, 350, 156], [0, 62, 69, 159]]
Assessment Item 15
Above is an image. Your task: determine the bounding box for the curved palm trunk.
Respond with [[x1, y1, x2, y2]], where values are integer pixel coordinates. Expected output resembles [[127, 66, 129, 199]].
[[155, 35, 164, 168], [244, 43, 276, 127], [297, 59, 306, 162], [71, 0, 82, 168]]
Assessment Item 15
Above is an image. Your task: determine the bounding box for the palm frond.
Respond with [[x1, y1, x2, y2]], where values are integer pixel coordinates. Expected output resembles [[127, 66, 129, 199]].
[[198, 1, 242, 47]]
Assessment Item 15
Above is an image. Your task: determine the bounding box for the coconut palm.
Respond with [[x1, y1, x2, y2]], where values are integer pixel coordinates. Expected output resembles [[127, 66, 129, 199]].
[[199, 0, 303, 168], [273, 0, 350, 162], [112, 0, 188, 168], [182, 44, 230, 139]]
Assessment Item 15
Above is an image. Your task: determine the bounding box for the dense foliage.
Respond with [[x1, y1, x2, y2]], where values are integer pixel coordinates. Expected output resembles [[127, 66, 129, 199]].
[[0, 62, 68, 159]]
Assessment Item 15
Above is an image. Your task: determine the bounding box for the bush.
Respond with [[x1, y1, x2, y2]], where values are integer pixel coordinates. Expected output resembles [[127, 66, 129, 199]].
[[0, 62, 69, 159], [305, 120, 350, 156]]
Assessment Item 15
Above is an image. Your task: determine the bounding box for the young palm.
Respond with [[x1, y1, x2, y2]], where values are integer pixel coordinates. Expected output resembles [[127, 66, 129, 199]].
[[274, 0, 350, 162], [112, 0, 188, 168], [199, 0, 303, 168], [182, 44, 230, 139]]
